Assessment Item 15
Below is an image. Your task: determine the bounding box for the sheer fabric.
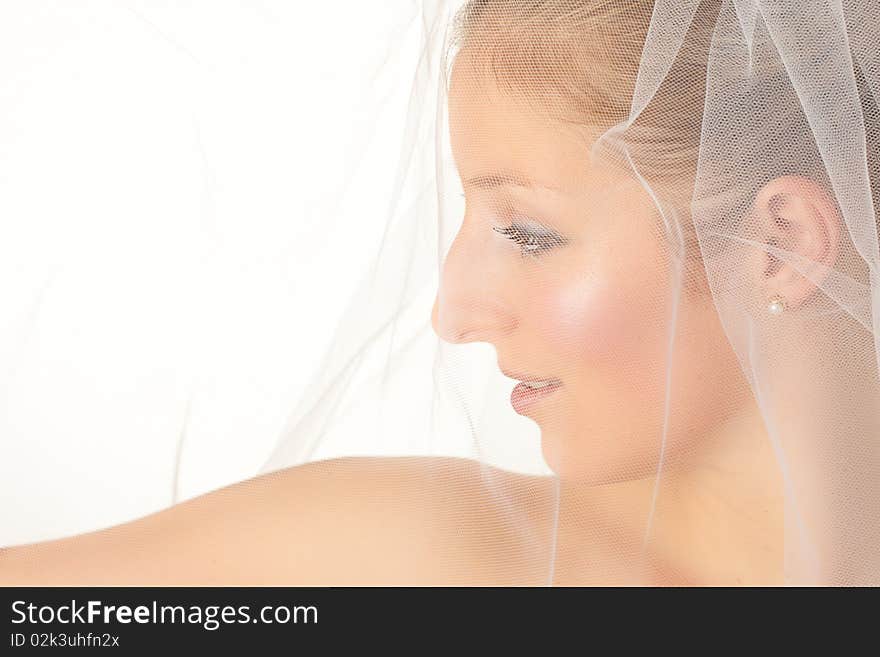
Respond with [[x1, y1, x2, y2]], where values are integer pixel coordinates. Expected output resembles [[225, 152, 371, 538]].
[[2, 0, 879, 585], [264, 0, 880, 585]]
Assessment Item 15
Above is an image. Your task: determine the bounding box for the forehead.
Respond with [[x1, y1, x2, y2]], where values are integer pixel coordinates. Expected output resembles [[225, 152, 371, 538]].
[[447, 54, 599, 192]]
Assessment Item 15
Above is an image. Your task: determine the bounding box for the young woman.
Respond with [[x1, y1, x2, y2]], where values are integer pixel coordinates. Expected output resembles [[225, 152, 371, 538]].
[[3, 0, 879, 586]]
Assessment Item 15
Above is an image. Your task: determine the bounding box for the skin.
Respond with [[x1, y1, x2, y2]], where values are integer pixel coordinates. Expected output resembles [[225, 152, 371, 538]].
[[0, 50, 847, 587], [0, 457, 557, 586]]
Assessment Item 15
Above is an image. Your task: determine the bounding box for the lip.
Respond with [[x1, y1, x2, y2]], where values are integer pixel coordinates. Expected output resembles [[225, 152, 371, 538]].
[[500, 367, 563, 416], [509, 380, 563, 415]]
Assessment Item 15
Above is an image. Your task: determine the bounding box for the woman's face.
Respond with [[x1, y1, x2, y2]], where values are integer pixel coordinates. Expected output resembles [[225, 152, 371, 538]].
[[432, 54, 748, 483]]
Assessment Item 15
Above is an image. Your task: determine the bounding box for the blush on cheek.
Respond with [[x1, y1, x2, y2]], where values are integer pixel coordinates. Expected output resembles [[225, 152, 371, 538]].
[[538, 274, 640, 363]]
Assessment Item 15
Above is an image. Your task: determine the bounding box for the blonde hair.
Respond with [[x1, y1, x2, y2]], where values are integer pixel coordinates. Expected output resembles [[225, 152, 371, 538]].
[[449, 1, 708, 181]]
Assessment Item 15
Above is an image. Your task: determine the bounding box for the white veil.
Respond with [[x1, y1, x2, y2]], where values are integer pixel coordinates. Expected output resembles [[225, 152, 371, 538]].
[[263, 0, 880, 585], [2, 0, 879, 585]]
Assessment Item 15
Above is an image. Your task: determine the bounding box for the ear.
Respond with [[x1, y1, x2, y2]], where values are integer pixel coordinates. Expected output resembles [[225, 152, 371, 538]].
[[748, 175, 842, 311]]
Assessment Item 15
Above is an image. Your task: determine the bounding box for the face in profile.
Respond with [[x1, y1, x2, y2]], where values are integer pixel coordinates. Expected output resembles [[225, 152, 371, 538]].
[[431, 52, 752, 484]]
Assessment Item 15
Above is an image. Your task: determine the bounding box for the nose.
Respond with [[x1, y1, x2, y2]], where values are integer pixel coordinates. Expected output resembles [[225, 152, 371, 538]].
[[430, 227, 517, 344]]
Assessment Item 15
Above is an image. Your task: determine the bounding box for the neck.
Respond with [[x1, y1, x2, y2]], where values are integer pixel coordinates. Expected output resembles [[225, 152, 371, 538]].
[[552, 401, 784, 586]]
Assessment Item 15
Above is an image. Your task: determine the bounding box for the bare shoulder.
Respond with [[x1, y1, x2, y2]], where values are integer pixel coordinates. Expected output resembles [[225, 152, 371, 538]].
[[0, 456, 555, 585]]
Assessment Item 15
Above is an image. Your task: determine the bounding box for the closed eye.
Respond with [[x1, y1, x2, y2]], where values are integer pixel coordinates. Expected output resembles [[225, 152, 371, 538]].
[[493, 222, 568, 258]]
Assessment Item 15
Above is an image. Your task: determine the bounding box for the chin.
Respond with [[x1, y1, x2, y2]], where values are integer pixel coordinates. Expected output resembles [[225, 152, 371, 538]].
[[540, 428, 665, 486]]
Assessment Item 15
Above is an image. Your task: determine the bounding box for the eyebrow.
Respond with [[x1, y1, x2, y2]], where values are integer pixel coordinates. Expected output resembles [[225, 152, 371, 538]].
[[463, 172, 561, 192]]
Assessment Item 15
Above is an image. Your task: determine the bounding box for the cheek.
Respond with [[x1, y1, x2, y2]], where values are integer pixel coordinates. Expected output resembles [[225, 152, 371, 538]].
[[525, 190, 672, 367], [531, 257, 668, 366], [540, 275, 625, 359]]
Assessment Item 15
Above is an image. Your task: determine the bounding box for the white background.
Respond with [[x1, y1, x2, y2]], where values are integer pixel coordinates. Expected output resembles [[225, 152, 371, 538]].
[[0, 0, 441, 544]]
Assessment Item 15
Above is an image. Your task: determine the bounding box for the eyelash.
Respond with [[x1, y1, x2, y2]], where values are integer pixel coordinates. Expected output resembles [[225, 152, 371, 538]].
[[492, 222, 567, 258]]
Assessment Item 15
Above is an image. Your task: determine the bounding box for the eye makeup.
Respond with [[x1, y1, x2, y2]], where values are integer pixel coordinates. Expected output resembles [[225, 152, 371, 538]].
[[492, 221, 569, 258]]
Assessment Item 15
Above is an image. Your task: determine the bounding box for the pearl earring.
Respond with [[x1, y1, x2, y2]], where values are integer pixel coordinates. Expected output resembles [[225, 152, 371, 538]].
[[767, 296, 786, 315]]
